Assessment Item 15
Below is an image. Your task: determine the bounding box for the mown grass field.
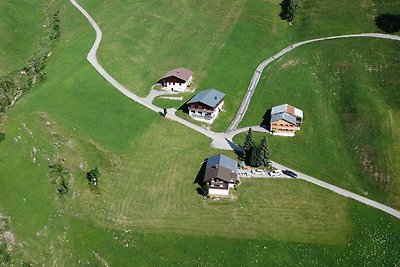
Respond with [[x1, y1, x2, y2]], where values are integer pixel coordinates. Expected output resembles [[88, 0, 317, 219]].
[[82, 0, 400, 132], [292, 0, 400, 39], [0, 1, 48, 76], [237, 38, 400, 209], [0, 0, 399, 266]]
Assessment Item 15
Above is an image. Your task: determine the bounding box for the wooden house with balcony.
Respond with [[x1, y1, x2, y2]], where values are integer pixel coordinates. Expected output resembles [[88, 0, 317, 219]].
[[270, 104, 303, 136], [187, 89, 225, 124], [203, 154, 238, 196]]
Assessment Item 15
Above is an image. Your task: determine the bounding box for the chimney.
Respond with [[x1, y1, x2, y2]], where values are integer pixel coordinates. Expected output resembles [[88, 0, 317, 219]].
[[214, 96, 217, 100]]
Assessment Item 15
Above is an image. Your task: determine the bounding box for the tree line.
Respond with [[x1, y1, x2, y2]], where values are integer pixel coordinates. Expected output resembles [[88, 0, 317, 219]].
[[242, 128, 271, 168]]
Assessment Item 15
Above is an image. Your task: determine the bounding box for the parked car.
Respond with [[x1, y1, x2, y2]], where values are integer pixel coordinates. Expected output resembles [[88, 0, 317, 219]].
[[268, 170, 283, 177], [238, 171, 250, 177], [251, 169, 265, 175], [283, 170, 298, 178]]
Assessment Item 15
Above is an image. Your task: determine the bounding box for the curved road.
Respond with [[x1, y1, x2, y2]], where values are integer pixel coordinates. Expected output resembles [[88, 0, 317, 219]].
[[70, 0, 400, 219], [227, 33, 400, 132]]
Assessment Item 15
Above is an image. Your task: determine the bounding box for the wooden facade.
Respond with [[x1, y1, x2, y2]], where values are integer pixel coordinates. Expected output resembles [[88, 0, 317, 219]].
[[188, 100, 224, 124], [271, 119, 297, 134]]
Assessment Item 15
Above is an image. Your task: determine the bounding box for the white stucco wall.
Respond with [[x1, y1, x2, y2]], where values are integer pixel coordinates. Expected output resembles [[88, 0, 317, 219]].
[[164, 76, 192, 92], [188, 100, 224, 124], [209, 188, 229, 196]]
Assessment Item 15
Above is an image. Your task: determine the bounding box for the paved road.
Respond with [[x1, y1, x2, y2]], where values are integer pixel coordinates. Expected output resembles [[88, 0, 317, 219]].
[[70, 0, 230, 149], [271, 161, 400, 219], [70, 0, 400, 219], [226, 33, 400, 132]]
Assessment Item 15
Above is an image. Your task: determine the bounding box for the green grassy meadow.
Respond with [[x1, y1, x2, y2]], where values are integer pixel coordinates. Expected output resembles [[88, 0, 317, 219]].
[[237, 38, 400, 209], [0, 1, 48, 76], [0, 0, 399, 265], [292, 0, 400, 39]]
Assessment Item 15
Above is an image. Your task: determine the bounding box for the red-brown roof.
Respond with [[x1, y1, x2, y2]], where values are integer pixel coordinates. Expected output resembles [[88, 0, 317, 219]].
[[287, 105, 295, 116], [161, 67, 192, 82]]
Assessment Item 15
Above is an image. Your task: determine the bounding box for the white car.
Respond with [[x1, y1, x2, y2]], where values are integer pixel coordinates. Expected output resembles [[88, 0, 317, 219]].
[[251, 169, 265, 175], [268, 170, 283, 177]]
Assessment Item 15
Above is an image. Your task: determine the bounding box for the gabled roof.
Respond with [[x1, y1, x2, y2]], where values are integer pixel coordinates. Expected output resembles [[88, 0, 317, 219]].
[[204, 165, 238, 183], [161, 67, 192, 82], [204, 154, 238, 183], [271, 104, 303, 119], [206, 154, 237, 171], [187, 89, 225, 108], [270, 113, 298, 125]]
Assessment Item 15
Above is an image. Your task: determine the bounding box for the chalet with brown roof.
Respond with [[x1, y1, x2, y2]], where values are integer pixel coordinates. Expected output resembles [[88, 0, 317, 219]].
[[159, 67, 193, 92], [203, 154, 238, 196], [270, 104, 303, 136]]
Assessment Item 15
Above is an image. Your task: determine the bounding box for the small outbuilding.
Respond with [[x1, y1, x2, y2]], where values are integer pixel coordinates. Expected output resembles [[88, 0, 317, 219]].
[[159, 67, 193, 92], [187, 89, 225, 124], [270, 104, 303, 136], [203, 154, 238, 196]]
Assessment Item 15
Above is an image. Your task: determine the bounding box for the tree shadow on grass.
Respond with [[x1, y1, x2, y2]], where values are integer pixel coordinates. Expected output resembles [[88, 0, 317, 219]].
[[223, 138, 245, 162], [225, 138, 244, 156], [375, 14, 400, 33]]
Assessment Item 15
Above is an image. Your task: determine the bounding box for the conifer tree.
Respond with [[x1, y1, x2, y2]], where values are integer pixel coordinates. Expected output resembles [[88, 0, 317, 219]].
[[258, 136, 270, 167], [243, 128, 255, 164], [249, 145, 260, 167]]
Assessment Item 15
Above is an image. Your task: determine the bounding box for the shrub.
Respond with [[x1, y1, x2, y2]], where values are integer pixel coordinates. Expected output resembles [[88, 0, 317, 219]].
[[87, 167, 101, 185]]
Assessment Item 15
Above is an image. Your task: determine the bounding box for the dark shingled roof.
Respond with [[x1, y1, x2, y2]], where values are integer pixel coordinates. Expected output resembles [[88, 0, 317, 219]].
[[161, 67, 192, 82], [204, 154, 238, 183], [204, 166, 237, 183], [187, 89, 225, 108]]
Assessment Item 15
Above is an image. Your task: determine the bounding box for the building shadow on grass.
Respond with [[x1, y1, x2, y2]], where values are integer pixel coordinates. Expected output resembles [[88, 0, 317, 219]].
[[261, 109, 272, 131], [375, 14, 400, 33], [178, 101, 189, 114], [178, 94, 197, 114], [193, 160, 208, 197], [193, 160, 206, 185]]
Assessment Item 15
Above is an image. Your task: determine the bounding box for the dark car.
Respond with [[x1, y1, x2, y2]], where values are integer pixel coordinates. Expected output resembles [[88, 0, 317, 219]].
[[283, 170, 298, 178]]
